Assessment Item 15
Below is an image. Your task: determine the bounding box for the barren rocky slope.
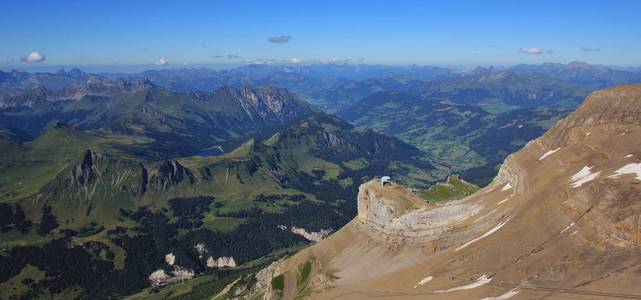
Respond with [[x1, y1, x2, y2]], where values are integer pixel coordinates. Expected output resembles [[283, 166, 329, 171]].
[[230, 84, 641, 299]]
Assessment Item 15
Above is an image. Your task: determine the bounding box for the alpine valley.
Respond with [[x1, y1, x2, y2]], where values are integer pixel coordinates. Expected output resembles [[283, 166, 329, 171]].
[[1, 62, 641, 300]]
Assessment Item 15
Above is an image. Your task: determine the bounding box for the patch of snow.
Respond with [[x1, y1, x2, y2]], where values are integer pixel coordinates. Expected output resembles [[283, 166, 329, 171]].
[[569, 230, 579, 236], [500, 182, 512, 191], [165, 253, 175, 266], [456, 216, 513, 251], [480, 288, 520, 300], [585, 132, 591, 136], [626, 154, 634, 158], [413, 275, 433, 288], [538, 147, 561, 160], [207, 256, 237, 268], [517, 124, 523, 128], [435, 275, 492, 293], [608, 163, 641, 181], [497, 198, 510, 205], [560, 222, 575, 234], [569, 166, 601, 188]]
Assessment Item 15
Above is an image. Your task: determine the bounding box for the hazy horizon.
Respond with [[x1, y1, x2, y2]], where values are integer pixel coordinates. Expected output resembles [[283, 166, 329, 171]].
[[3, 60, 640, 75], [3, 0, 641, 70]]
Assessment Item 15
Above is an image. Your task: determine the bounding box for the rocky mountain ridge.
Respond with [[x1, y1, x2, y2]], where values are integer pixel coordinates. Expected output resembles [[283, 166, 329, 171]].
[[0, 83, 313, 158]]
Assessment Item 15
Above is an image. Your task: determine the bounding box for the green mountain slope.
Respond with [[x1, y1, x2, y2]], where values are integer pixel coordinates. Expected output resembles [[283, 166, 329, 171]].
[[0, 111, 439, 299], [420, 175, 479, 203]]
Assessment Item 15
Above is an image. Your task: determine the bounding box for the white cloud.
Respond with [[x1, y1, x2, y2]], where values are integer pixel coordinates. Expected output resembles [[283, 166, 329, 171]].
[[154, 58, 168, 65], [519, 48, 544, 55], [21, 51, 46, 63], [289, 57, 301, 64], [268, 35, 292, 43]]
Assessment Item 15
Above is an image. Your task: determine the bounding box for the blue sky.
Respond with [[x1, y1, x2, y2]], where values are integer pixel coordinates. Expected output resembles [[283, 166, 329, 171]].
[[1, 0, 640, 71]]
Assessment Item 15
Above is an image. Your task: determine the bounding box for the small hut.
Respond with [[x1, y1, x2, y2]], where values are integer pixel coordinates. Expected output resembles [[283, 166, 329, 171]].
[[381, 176, 392, 186]]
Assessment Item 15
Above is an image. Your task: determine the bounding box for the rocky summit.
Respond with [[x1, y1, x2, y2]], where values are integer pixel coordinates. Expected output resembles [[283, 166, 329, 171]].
[[232, 84, 641, 299]]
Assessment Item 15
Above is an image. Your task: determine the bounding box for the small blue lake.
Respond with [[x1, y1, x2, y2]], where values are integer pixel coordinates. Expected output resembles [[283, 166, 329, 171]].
[[197, 145, 224, 157]]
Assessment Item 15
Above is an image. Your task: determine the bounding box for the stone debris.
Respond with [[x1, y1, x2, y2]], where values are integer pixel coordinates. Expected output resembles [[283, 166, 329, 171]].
[[194, 242, 208, 258], [207, 256, 237, 268], [164, 253, 175, 266], [277, 225, 332, 242], [148, 266, 194, 287]]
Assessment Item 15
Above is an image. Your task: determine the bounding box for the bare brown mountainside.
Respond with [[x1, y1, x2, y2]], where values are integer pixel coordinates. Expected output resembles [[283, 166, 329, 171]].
[[230, 84, 641, 299]]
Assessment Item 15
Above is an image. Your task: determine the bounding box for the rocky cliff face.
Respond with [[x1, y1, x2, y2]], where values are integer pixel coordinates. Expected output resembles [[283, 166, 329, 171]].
[[206, 256, 237, 268], [150, 160, 194, 191], [356, 180, 494, 247], [211, 85, 311, 124], [71, 149, 99, 187]]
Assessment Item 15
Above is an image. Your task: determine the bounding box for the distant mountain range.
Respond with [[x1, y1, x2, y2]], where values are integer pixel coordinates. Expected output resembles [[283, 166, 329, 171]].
[[3, 61, 639, 112], [0, 80, 312, 158], [0, 68, 91, 92], [509, 61, 641, 88]]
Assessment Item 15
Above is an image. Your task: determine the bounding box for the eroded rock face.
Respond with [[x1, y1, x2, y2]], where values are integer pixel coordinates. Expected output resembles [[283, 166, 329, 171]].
[[148, 269, 169, 287], [71, 149, 99, 186], [148, 266, 194, 287], [164, 253, 175, 266], [213, 85, 308, 123], [356, 180, 483, 245], [150, 160, 194, 191], [206, 256, 236, 268], [493, 154, 525, 193], [277, 225, 332, 242]]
